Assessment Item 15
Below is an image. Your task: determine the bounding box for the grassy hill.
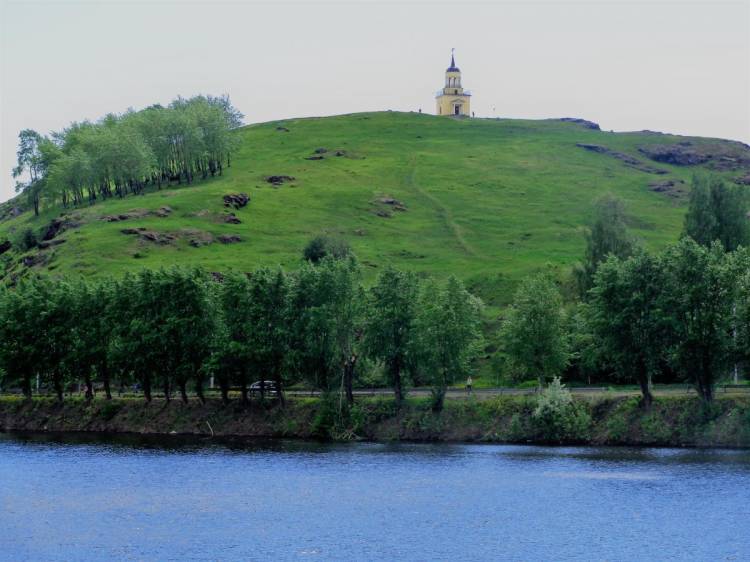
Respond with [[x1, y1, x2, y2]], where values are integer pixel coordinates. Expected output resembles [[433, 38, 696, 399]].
[[1, 111, 747, 305]]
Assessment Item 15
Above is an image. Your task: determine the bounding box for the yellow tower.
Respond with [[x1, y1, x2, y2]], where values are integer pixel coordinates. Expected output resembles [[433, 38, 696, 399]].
[[436, 50, 471, 116]]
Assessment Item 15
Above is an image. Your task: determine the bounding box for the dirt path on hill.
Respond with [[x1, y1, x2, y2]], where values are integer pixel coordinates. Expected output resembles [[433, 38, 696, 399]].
[[404, 157, 478, 256]]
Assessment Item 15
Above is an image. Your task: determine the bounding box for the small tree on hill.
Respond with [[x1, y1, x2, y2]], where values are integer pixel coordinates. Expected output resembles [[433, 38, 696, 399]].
[[575, 194, 637, 297], [303, 236, 352, 264], [684, 175, 749, 252]]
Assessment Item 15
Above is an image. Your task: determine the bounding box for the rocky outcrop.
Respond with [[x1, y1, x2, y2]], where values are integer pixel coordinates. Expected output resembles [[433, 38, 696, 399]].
[[638, 141, 750, 171], [559, 118, 600, 130], [218, 234, 242, 244], [376, 197, 407, 211], [223, 193, 250, 209], [100, 207, 170, 222], [42, 215, 81, 241], [638, 143, 709, 166], [223, 213, 242, 224], [648, 179, 687, 198], [121, 228, 175, 245], [265, 176, 295, 186], [38, 239, 66, 250], [576, 144, 667, 174]]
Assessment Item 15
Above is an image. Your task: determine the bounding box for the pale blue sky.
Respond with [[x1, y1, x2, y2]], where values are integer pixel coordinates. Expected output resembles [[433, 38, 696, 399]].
[[1, 0, 749, 203]]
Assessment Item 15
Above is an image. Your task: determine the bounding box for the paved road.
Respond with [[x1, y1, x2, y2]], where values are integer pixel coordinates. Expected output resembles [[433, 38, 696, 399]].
[[287, 385, 750, 399]]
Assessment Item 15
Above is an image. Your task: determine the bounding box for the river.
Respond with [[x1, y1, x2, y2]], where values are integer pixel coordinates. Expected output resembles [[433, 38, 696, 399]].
[[1, 432, 748, 561]]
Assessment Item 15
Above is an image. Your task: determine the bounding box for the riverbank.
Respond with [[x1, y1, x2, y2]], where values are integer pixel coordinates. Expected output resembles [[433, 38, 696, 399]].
[[1, 394, 749, 447]]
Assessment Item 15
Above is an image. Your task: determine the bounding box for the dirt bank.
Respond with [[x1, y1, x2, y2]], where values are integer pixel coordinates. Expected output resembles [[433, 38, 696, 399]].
[[1, 394, 749, 447]]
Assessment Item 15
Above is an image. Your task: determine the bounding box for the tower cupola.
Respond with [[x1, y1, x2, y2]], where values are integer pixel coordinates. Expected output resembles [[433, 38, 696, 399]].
[[435, 49, 471, 116]]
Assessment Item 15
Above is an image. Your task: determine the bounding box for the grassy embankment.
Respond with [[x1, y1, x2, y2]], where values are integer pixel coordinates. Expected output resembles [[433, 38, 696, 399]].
[[2, 394, 749, 447], [3, 111, 738, 307]]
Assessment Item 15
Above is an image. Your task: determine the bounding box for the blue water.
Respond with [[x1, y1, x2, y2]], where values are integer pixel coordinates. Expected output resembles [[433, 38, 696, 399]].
[[1, 433, 749, 561]]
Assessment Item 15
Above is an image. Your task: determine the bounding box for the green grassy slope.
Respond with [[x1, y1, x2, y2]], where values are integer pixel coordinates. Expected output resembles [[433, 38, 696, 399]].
[[1, 111, 743, 304]]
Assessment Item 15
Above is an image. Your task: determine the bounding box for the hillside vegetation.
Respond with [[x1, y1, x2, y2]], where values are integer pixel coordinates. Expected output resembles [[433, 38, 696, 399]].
[[2, 111, 748, 304]]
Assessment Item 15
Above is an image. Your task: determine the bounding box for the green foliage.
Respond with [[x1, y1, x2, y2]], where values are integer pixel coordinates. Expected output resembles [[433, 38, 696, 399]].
[[414, 276, 484, 411], [363, 267, 420, 402], [684, 174, 749, 251], [1, 112, 711, 306], [12, 95, 242, 211], [17, 228, 38, 251], [302, 236, 352, 264], [99, 401, 122, 421], [575, 194, 637, 296], [589, 250, 669, 405], [501, 274, 570, 386], [531, 377, 591, 442], [661, 239, 736, 402]]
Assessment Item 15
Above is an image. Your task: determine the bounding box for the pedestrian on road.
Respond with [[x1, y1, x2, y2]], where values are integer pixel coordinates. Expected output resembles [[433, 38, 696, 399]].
[[466, 376, 473, 395]]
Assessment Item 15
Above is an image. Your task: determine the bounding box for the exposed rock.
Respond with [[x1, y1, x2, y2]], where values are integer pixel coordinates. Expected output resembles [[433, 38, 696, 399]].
[[576, 143, 668, 174], [121, 228, 146, 235], [141, 231, 175, 244], [42, 218, 64, 241], [735, 173, 750, 186], [0, 240, 11, 255], [374, 209, 392, 218], [154, 206, 172, 218], [313, 148, 328, 154], [121, 228, 174, 244], [276, 126, 290, 132], [354, 229, 366, 236], [223, 193, 250, 209], [38, 239, 66, 249], [648, 179, 687, 198], [100, 209, 152, 222], [42, 216, 81, 241], [559, 118, 600, 130], [188, 236, 213, 248], [638, 143, 709, 166], [638, 141, 750, 171], [305, 156, 325, 161], [376, 197, 407, 211], [218, 234, 242, 244], [223, 213, 242, 224], [335, 150, 346, 157], [265, 175, 295, 186]]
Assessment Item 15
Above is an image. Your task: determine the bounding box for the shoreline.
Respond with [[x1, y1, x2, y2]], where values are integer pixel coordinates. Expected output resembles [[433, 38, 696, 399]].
[[1, 394, 749, 449]]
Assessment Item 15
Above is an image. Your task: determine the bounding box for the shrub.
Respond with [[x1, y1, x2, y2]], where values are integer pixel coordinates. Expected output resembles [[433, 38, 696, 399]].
[[532, 377, 591, 442], [17, 228, 38, 251], [303, 235, 352, 263]]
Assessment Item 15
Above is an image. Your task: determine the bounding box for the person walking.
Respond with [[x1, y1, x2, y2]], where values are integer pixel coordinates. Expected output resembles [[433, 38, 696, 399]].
[[465, 376, 473, 395]]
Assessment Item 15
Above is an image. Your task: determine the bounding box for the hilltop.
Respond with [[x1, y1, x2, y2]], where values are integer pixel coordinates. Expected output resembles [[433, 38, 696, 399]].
[[2, 111, 748, 305]]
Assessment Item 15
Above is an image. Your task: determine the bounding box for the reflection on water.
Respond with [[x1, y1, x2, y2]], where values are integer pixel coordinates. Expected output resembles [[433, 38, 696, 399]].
[[1, 432, 749, 561]]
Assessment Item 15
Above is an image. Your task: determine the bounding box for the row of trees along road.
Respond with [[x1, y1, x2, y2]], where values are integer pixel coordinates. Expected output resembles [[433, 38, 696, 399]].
[[502, 175, 750, 406], [12, 95, 243, 215], [0, 259, 483, 412]]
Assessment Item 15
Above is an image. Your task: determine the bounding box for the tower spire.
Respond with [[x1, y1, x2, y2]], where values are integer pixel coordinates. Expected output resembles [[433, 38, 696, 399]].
[[451, 47, 455, 68]]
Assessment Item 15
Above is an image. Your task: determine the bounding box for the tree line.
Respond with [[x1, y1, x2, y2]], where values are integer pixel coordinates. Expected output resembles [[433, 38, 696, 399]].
[[0, 259, 482, 412], [12, 94, 243, 215], [502, 175, 750, 405]]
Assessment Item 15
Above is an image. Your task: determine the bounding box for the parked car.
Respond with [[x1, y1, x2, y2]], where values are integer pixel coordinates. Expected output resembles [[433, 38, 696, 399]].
[[249, 380, 279, 396]]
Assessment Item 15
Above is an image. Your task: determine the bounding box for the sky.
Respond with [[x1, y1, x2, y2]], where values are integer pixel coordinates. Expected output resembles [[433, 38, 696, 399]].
[[1, 0, 749, 203]]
